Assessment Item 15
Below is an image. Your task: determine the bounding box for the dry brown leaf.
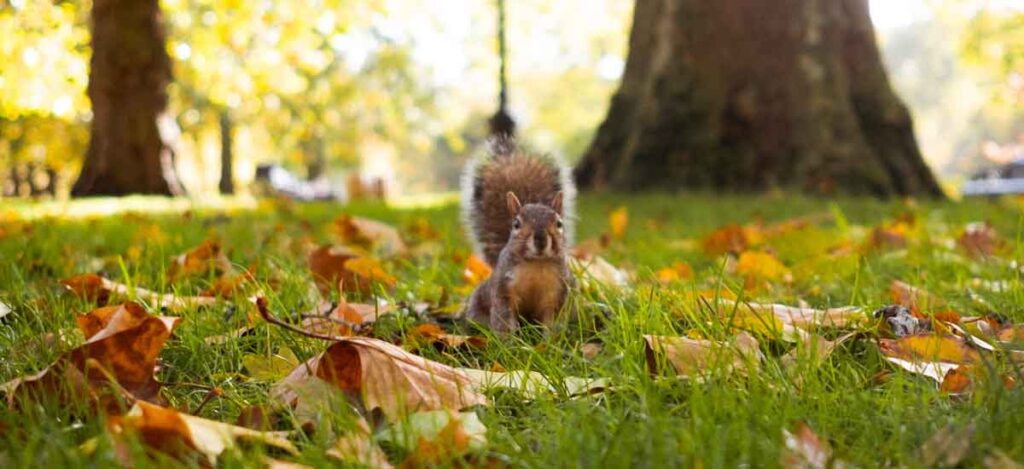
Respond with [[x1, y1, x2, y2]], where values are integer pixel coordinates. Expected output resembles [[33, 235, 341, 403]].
[[940, 366, 973, 395], [406, 324, 487, 352], [300, 300, 393, 337], [272, 337, 487, 421], [1, 302, 178, 408], [890, 280, 945, 315], [782, 332, 858, 370], [782, 423, 836, 469], [308, 244, 395, 295], [333, 214, 407, 256], [108, 401, 296, 465], [167, 240, 233, 281], [643, 332, 763, 377], [570, 255, 629, 289], [457, 368, 607, 399], [959, 222, 1005, 258], [327, 416, 393, 468], [62, 273, 217, 311]]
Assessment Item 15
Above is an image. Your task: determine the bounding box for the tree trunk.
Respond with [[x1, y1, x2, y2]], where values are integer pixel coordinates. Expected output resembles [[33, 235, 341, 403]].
[[72, 0, 177, 196], [218, 109, 234, 195], [576, 0, 943, 197]]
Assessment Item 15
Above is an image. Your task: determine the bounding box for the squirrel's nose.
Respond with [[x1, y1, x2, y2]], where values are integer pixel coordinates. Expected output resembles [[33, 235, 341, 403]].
[[533, 231, 547, 251]]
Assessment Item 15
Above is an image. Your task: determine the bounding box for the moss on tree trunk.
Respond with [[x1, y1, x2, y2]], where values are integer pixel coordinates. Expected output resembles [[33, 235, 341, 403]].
[[576, 0, 943, 197]]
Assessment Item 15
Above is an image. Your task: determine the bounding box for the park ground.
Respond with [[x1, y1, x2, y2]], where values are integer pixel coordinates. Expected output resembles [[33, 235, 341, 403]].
[[1, 193, 1024, 467]]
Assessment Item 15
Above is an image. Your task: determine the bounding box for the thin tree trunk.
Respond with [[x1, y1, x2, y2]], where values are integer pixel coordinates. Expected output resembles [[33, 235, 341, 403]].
[[72, 0, 177, 196], [576, 0, 943, 197], [218, 109, 234, 195]]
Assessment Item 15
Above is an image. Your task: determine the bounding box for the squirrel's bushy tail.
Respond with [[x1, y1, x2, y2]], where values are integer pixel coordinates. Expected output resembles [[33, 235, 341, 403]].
[[461, 138, 576, 266]]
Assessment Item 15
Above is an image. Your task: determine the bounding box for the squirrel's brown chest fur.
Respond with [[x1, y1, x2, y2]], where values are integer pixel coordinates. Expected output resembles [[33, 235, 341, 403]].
[[507, 261, 565, 323]]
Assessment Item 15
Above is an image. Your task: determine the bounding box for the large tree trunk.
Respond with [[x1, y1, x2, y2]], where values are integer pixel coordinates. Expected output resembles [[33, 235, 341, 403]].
[[576, 0, 944, 197], [218, 109, 234, 195], [72, 0, 177, 196]]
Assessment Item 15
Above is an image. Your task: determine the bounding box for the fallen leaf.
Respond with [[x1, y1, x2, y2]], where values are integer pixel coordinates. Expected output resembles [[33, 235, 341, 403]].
[[735, 250, 791, 286], [655, 262, 693, 284], [378, 410, 486, 467], [939, 366, 973, 395], [308, 245, 394, 295], [878, 335, 982, 382], [457, 368, 607, 399], [462, 254, 493, 286], [782, 423, 834, 469], [299, 299, 393, 337], [702, 224, 748, 257], [334, 214, 407, 256], [959, 222, 1005, 258], [570, 255, 629, 289], [62, 273, 217, 311], [1, 302, 179, 408], [327, 416, 393, 468], [782, 332, 858, 371], [643, 332, 763, 377], [918, 423, 974, 467], [200, 270, 252, 298], [167, 240, 233, 281], [406, 324, 487, 352], [272, 337, 487, 421], [0, 300, 10, 319], [890, 280, 945, 315], [242, 347, 301, 381], [609, 206, 628, 240], [580, 342, 602, 360], [108, 401, 296, 465], [866, 226, 907, 251]]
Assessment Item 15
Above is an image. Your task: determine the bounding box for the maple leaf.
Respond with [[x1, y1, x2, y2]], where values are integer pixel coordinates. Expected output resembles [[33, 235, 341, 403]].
[[272, 337, 487, 421], [108, 401, 296, 465], [167, 240, 233, 281], [643, 332, 763, 377], [333, 214, 408, 256], [62, 273, 217, 311], [1, 302, 178, 409], [308, 244, 395, 295]]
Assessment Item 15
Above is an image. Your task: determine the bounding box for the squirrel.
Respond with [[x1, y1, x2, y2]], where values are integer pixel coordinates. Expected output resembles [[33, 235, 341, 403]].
[[461, 139, 577, 333]]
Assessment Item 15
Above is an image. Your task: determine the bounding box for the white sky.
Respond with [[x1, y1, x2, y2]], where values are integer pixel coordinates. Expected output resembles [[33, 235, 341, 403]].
[[869, 0, 933, 31]]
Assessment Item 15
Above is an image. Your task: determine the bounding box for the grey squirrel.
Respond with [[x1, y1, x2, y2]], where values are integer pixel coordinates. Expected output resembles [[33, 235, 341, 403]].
[[461, 139, 577, 332]]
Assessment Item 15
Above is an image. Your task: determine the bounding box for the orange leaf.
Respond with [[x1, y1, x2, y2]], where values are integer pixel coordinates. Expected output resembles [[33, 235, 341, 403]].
[[167, 240, 232, 281], [308, 245, 394, 294], [890, 280, 945, 315], [333, 214, 407, 256], [655, 262, 693, 284], [643, 332, 762, 377], [701, 224, 748, 256], [462, 254, 492, 286], [939, 366, 972, 395], [878, 335, 981, 365]]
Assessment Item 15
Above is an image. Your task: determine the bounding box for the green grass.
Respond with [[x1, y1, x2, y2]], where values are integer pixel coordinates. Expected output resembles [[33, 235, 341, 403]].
[[1, 193, 1024, 467]]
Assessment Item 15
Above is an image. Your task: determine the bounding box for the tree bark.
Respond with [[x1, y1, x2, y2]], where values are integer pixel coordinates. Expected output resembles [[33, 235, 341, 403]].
[[218, 109, 234, 195], [576, 0, 944, 197], [72, 0, 177, 196]]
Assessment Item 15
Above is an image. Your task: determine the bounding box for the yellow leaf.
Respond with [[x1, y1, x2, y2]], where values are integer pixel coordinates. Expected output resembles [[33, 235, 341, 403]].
[[735, 251, 790, 283], [462, 254, 492, 286], [609, 206, 629, 240]]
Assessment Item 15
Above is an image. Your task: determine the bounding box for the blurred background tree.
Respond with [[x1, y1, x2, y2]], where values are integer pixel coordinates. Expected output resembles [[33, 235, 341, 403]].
[[0, 0, 1020, 198]]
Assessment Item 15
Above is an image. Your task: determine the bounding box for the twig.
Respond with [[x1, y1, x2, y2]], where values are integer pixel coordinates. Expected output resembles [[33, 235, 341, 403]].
[[255, 297, 351, 342]]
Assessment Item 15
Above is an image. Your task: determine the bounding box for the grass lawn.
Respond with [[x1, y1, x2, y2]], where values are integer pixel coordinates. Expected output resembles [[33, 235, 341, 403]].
[[1, 193, 1023, 467]]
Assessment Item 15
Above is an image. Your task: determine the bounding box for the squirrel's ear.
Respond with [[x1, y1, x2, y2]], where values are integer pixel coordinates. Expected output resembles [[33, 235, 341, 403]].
[[506, 191, 522, 216], [550, 191, 564, 215]]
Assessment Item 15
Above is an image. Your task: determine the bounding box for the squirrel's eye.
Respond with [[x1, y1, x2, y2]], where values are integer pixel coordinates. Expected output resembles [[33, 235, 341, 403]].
[[513, 219, 521, 230], [556, 220, 563, 229]]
